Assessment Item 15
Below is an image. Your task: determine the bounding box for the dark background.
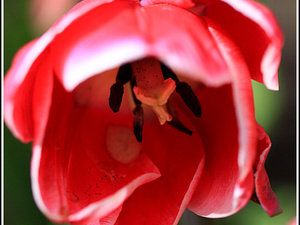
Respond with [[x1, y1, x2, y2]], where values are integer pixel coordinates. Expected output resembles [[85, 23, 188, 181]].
[[3, 0, 297, 224]]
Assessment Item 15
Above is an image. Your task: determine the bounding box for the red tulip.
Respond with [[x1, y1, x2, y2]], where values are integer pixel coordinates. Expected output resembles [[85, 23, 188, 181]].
[[4, 0, 283, 224]]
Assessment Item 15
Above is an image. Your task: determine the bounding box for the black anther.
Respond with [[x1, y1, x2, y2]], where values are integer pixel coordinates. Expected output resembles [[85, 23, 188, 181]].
[[131, 77, 144, 142], [116, 64, 133, 84], [176, 82, 202, 117], [160, 63, 202, 118], [108, 64, 133, 113], [109, 81, 124, 113], [160, 63, 179, 83], [167, 105, 193, 135], [130, 77, 142, 106], [167, 119, 193, 135], [133, 105, 144, 142]]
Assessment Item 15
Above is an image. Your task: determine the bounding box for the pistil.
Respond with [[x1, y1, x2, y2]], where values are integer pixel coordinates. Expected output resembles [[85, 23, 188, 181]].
[[131, 58, 176, 125]]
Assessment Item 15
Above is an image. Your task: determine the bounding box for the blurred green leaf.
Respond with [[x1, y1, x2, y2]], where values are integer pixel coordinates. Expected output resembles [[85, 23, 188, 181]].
[[252, 79, 285, 135]]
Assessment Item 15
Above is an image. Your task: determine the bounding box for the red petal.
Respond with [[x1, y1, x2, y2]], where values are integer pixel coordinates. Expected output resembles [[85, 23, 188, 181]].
[[50, 1, 230, 91], [4, 40, 53, 143], [192, 0, 283, 90], [253, 124, 282, 216], [187, 85, 254, 217], [188, 19, 257, 217], [32, 55, 55, 145], [115, 113, 205, 224], [31, 78, 160, 224], [208, 19, 257, 184], [4, 45, 55, 161]]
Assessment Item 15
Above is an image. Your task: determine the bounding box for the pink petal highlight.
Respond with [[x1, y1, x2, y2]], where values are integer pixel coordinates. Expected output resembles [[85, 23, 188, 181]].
[[140, 0, 195, 8]]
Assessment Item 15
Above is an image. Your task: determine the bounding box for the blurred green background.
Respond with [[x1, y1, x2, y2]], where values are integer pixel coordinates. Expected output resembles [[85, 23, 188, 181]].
[[3, 0, 297, 224]]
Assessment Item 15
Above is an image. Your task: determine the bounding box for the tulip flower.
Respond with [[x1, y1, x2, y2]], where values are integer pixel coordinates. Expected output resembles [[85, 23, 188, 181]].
[[4, 0, 283, 224]]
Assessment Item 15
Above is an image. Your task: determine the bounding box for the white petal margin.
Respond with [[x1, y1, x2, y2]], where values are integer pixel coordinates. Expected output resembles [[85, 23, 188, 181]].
[[221, 0, 283, 90], [31, 144, 161, 224]]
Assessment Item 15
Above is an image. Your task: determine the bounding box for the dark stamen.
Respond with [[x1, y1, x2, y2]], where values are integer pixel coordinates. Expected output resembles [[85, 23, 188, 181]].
[[131, 77, 144, 142], [167, 105, 193, 135], [108, 64, 133, 113], [133, 105, 144, 142], [160, 63, 179, 83], [167, 119, 193, 135], [116, 64, 133, 84], [176, 82, 202, 117], [109, 81, 124, 113], [160, 63, 202, 117], [130, 77, 142, 106]]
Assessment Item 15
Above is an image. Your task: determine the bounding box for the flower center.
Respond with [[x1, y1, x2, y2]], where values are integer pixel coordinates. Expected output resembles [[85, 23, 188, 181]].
[[132, 58, 176, 125], [108, 57, 202, 142]]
